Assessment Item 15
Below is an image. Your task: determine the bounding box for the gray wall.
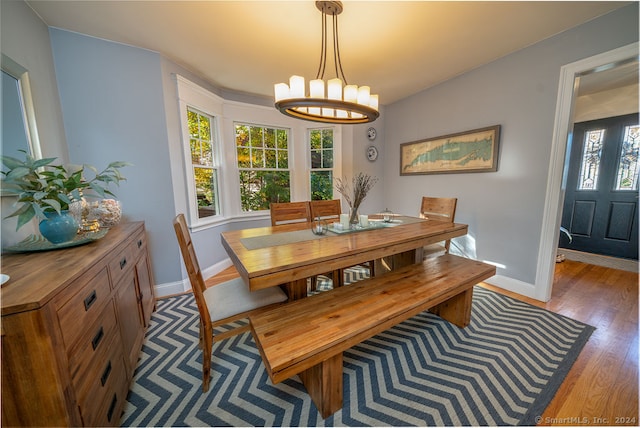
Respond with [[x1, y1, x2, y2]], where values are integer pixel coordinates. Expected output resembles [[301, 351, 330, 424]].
[[0, 0, 67, 160], [383, 4, 638, 290], [48, 28, 180, 286], [1, 0, 68, 246]]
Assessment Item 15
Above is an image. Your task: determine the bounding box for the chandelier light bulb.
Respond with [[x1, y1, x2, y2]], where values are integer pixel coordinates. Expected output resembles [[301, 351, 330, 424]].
[[327, 78, 342, 100]]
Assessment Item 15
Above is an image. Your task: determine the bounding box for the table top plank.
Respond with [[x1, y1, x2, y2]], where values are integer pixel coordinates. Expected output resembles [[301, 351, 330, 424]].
[[221, 217, 468, 291]]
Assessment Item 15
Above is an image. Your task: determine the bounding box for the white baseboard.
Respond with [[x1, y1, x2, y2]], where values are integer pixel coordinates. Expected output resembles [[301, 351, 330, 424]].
[[558, 249, 638, 273], [483, 274, 545, 302], [154, 258, 235, 298], [155, 280, 187, 298]]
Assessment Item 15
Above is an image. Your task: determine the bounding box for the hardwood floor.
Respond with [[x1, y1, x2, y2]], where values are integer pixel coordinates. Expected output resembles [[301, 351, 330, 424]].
[[209, 259, 638, 425], [482, 260, 638, 426]]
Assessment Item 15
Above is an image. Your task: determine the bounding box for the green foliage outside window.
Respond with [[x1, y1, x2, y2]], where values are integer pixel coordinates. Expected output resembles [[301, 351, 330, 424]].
[[311, 171, 333, 200], [236, 123, 291, 211], [310, 129, 334, 200], [239, 170, 291, 211], [188, 108, 218, 217]]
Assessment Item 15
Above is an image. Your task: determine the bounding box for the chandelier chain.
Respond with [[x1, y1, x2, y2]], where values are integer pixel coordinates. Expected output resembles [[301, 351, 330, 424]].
[[316, 12, 326, 80], [333, 13, 347, 85]]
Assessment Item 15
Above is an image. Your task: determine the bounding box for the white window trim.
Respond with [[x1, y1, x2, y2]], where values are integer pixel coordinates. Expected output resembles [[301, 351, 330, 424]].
[[174, 75, 343, 230], [175, 75, 224, 229]]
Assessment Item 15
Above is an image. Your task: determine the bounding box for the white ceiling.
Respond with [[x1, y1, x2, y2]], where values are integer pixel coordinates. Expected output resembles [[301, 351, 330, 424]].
[[26, 1, 631, 105]]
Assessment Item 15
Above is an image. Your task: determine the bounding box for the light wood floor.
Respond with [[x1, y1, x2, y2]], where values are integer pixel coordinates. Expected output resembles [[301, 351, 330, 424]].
[[483, 260, 638, 426], [210, 259, 638, 425]]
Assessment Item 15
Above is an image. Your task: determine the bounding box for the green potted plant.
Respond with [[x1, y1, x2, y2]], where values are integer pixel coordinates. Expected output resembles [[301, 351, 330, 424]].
[[1, 151, 130, 244]]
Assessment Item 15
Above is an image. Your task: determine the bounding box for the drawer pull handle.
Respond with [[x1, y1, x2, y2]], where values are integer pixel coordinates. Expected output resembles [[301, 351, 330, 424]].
[[91, 327, 104, 350], [83, 290, 97, 311], [120, 257, 127, 270], [137, 239, 143, 248], [107, 393, 117, 422], [101, 360, 112, 386]]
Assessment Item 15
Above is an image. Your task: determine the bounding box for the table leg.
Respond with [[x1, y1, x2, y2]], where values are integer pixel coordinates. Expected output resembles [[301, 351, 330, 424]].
[[298, 353, 343, 419], [285, 278, 309, 300], [430, 288, 474, 328], [374, 249, 419, 275]]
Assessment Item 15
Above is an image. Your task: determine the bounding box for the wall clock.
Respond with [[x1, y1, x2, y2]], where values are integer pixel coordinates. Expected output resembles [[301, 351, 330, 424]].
[[367, 145, 378, 162], [367, 127, 377, 140]]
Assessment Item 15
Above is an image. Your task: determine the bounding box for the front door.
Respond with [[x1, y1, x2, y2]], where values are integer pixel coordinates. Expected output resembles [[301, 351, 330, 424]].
[[560, 113, 639, 260]]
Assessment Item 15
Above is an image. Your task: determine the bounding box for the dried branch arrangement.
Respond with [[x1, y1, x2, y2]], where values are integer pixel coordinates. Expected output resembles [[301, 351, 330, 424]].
[[334, 172, 378, 224]]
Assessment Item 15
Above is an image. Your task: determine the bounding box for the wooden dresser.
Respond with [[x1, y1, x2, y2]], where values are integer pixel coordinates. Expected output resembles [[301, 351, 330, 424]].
[[1, 222, 155, 426]]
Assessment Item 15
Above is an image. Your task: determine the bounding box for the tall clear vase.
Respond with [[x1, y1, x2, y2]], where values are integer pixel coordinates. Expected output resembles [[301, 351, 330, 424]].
[[348, 206, 360, 229]]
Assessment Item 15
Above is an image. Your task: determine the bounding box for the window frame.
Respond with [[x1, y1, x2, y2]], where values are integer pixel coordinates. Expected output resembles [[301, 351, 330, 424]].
[[176, 75, 225, 228], [234, 122, 292, 211], [188, 106, 221, 219], [309, 127, 337, 201]]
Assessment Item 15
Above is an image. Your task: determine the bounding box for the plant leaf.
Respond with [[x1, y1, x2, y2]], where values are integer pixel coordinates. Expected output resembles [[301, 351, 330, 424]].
[[15, 204, 37, 231]]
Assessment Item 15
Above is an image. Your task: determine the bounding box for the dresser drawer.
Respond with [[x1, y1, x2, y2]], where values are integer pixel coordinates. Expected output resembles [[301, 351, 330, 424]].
[[108, 243, 134, 287], [57, 267, 112, 352], [131, 229, 147, 258], [68, 301, 120, 386], [77, 349, 128, 427]]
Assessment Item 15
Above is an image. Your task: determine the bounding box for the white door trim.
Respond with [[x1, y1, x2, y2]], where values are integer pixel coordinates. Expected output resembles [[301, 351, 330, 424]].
[[536, 42, 639, 302]]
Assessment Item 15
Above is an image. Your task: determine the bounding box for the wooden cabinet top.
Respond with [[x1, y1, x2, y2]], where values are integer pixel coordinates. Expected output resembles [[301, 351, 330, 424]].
[[1, 222, 145, 316]]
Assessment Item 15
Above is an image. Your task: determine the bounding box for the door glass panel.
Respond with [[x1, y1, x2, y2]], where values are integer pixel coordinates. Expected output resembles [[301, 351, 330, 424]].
[[614, 124, 639, 191], [578, 129, 605, 190]]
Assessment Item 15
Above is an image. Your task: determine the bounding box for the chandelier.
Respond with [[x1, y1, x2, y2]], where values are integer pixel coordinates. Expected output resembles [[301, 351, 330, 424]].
[[274, 1, 379, 124]]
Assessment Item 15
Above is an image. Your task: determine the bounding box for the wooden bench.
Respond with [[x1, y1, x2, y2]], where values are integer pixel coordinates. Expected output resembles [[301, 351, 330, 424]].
[[249, 254, 496, 418]]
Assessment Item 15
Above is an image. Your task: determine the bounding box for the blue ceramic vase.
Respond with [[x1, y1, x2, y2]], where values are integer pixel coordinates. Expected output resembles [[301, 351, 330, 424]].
[[39, 210, 79, 244]]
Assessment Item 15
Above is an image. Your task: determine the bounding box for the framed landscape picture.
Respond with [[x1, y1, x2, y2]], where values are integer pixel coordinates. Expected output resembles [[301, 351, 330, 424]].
[[400, 125, 501, 175]]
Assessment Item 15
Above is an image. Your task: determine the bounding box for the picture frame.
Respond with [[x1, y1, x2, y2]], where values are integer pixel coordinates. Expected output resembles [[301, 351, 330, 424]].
[[400, 125, 501, 175]]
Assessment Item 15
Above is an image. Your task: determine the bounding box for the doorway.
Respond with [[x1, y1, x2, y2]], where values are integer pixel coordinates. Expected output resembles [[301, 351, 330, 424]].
[[536, 42, 639, 302], [560, 113, 639, 260]]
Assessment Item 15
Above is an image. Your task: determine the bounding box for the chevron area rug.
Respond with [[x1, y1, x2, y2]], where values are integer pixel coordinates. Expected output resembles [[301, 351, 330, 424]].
[[121, 271, 594, 427]]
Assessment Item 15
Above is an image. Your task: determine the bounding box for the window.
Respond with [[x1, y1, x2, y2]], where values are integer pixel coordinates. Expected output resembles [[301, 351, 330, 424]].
[[309, 128, 335, 200], [577, 128, 605, 190], [188, 108, 220, 218], [614, 124, 639, 191], [235, 123, 291, 211], [176, 75, 342, 223], [176, 75, 225, 226]]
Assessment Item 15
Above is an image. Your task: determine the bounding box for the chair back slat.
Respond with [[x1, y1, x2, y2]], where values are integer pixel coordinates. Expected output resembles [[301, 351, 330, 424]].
[[270, 201, 312, 226], [419, 197, 457, 254], [419, 197, 457, 222], [310, 199, 342, 221], [173, 214, 211, 324]]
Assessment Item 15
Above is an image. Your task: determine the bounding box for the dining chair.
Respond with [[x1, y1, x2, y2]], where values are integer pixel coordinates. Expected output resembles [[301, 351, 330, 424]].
[[309, 199, 342, 222], [419, 196, 458, 257], [269, 201, 312, 226], [309, 199, 375, 287], [173, 214, 288, 392]]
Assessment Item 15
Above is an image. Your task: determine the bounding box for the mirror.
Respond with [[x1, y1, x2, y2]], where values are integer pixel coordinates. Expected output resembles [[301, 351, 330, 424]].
[[1, 54, 42, 248], [1, 54, 41, 168]]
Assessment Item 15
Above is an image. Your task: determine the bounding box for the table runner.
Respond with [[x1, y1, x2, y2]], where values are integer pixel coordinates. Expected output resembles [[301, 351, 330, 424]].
[[240, 229, 326, 250], [239, 216, 425, 250]]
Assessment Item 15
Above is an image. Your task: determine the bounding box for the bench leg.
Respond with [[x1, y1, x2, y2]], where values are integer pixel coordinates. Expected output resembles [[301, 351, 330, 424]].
[[430, 288, 474, 328], [298, 353, 343, 419]]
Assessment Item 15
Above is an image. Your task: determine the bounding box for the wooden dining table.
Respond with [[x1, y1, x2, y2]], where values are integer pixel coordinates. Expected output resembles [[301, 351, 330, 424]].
[[221, 215, 468, 300]]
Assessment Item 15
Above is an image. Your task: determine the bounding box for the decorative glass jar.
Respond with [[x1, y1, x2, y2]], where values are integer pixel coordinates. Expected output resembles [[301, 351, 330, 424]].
[[382, 208, 394, 223], [311, 217, 328, 235]]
